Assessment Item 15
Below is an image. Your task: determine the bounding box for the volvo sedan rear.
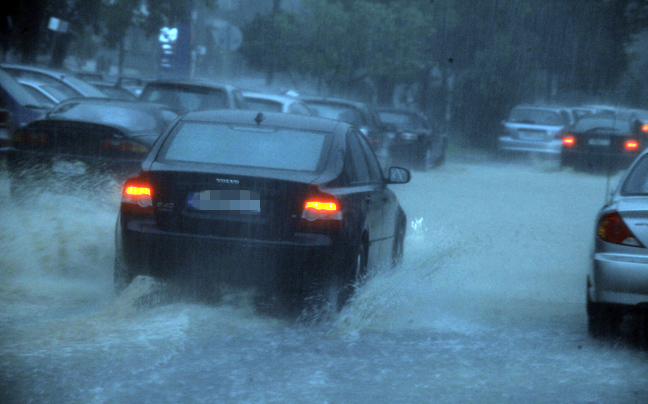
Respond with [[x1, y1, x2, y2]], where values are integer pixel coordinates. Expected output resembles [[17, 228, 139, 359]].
[[115, 110, 410, 311]]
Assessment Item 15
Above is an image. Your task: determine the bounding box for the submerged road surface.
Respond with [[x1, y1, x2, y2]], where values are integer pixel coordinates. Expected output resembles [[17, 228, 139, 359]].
[[1, 155, 647, 404]]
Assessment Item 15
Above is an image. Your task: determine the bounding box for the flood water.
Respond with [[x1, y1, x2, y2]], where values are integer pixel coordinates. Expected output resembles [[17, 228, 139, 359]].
[[1, 154, 647, 404]]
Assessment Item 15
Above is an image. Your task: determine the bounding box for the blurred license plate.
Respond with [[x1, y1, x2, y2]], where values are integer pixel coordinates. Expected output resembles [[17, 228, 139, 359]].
[[588, 138, 610, 146], [52, 160, 87, 175], [518, 130, 544, 140], [187, 190, 261, 213]]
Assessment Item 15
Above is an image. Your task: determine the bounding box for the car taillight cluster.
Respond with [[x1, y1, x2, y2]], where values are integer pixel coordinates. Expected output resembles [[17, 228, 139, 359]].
[[121, 177, 154, 214], [562, 135, 576, 147], [624, 140, 640, 151], [299, 193, 342, 229], [13, 130, 49, 145], [102, 139, 148, 154], [597, 211, 644, 247]]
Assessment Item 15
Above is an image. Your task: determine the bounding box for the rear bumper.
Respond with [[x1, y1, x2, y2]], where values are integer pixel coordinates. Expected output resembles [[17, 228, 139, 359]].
[[591, 251, 648, 307], [561, 149, 639, 168], [497, 136, 562, 155], [118, 217, 344, 293]]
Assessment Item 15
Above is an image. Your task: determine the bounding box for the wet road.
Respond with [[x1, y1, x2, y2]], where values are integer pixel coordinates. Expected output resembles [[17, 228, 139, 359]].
[[1, 155, 647, 404]]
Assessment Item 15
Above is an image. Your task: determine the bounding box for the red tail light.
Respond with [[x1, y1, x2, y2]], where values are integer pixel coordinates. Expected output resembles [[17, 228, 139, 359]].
[[597, 211, 644, 247], [562, 135, 576, 147], [642, 124, 648, 133], [625, 139, 640, 151], [300, 194, 342, 228], [121, 176, 153, 214], [102, 139, 148, 153], [13, 130, 49, 145]]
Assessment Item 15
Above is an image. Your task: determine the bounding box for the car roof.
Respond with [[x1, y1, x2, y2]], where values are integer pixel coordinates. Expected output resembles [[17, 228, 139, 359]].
[[181, 109, 345, 133]]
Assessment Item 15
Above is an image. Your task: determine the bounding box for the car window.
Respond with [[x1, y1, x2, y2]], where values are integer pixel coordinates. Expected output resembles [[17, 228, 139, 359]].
[[346, 129, 372, 183], [354, 130, 383, 181], [508, 108, 564, 125], [622, 154, 648, 194], [379, 111, 429, 130], [245, 98, 282, 112], [160, 122, 330, 172], [141, 84, 228, 111]]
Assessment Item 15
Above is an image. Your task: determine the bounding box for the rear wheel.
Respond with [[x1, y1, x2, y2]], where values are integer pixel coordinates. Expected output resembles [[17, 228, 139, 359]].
[[113, 252, 135, 295], [587, 294, 620, 338]]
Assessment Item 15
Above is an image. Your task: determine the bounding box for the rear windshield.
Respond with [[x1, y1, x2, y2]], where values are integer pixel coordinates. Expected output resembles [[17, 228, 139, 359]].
[[307, 103, 366, 126], [378, 111, 430, 130], [508, 108, 565, 125], [140, 83, 228, 112], [572, 116, 634, 134], [245, 98, 282, 113], [160, 122, 329, 172]]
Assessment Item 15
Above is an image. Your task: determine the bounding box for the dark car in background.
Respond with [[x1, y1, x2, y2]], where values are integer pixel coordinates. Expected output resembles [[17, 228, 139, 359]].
[[115, 110, 410, 312], [138, 79, 248, 113], [561, 109, 647, 171], [7, 98, 178, 199], [377, 108, 447, 171], [300, 96, 390, 168], [498, 105, 573, 158], [588, 148, 648, 336]]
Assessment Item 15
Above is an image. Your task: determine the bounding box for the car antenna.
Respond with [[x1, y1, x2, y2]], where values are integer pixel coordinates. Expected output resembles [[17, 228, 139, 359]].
[[254, 112, 264, 125]]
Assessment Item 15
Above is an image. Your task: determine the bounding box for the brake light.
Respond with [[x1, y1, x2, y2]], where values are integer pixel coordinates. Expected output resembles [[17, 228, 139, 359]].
[[121, 177, 153, 214], [102, 139, 148, 153], [300, 194, 342, 228], [562, 135, 576, 147], [625, 140, 640, 151], [597, 211, 644, 247], [13, 130, 48, 145], [642, 124, 648, 133]]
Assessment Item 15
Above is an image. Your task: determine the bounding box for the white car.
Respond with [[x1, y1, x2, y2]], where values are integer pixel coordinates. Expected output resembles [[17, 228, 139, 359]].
[[243, 91, 316, 116]]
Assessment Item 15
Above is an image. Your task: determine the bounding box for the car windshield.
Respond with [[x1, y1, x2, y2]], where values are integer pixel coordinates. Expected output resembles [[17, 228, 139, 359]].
[[379, 111, 429, 130], [160, 122, 328, 171], [140, 84, 228, 111], [50, 102, 162, 131]]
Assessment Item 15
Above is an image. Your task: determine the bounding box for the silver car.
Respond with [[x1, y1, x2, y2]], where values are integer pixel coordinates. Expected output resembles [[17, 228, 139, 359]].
[[588, 150, 648, 336], [498, 105, 573, 157]]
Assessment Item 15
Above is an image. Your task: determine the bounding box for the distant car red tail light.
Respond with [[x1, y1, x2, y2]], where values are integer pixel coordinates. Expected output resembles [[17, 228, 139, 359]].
[[642, 123, 648, 133], [597, 211, 644, 247], [624, 139, 640, 151], [121, 177, 153, 214], [562, 135, 576, 147]]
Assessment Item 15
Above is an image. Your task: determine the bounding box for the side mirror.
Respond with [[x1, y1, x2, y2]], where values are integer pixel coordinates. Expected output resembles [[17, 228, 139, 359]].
[[387, 166, 411, 184]]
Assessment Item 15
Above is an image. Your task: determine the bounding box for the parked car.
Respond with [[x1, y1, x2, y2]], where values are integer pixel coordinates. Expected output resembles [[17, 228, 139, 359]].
[[560, 109, 647, 171], [377, 107, 447, 170], [114, 110, 410, 312], [588, 149, 648, 336], [138, 79, 248, 113], [498, 105, 573, 157], [86, 81, 137, 100], [1, 63, 108, 98], [242, 91, 316, 116], [0, 68, 50, 150], [6, 98, 178, 199], [300, 96, 390, 167]]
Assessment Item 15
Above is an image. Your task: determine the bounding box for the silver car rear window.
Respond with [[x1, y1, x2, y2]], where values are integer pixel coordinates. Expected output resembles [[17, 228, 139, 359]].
[[160, 122, 328, 172], [508, 108, 564, 125], [622, 154, 648, 195]]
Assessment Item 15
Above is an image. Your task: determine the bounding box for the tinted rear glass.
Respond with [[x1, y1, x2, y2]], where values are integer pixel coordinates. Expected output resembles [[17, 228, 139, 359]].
[[508, 108, 564, 125], [378, 111, 429, 130], [141, 84, 228, 111], [160, 122, 329, 172], [572, 116, 634, 134]]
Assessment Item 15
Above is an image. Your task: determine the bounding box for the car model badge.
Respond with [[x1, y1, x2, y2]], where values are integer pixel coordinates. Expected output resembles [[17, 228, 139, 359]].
[[216, 178, 240, 184]]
